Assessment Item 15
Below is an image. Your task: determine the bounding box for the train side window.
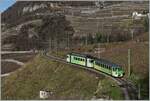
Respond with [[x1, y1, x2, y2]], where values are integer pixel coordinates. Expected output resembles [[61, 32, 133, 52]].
[[97, 62, 99, 65], [104, 64, 106, 68], [96, 62, 98, 65], [106, 65, 108, 69], [102, 64, 104, 67]]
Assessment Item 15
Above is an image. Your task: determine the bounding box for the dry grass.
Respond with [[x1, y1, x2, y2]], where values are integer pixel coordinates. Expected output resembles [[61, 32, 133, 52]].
[[2, 54, 123, 100]]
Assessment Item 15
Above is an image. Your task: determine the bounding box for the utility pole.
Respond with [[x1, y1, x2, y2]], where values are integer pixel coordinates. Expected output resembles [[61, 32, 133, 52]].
[[98, 43, 100, 59], [108, 5, 113, 43], [67, 32, 70, 50], [97, 19, 99, 32], [101, 20, 104, 34], [86, 34, 88, 46], [97, 18, 101, 59], [131, 29, 134, 41], [128, 49, 131, 77], [138, 83, 141, 99]]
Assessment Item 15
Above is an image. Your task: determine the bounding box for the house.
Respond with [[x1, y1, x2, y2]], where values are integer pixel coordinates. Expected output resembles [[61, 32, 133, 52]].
[[132, 11, 147, 20]]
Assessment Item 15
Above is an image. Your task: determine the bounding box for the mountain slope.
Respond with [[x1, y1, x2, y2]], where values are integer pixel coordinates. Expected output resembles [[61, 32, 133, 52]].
[[2, 53, 123, 100]]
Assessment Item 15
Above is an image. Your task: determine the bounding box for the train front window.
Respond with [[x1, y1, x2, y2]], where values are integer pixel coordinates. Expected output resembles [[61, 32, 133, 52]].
[[113, 67, 116, 71], [90, 60, 93, 63], [118, 68, 122, 71]]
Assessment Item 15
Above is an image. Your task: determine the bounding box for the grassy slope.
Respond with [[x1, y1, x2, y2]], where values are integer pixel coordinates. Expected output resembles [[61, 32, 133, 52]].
[[100, 42, 149, 99], [52, 40, 149, 99], [2, 54, 123, 100], [78, 41, 149, 99]]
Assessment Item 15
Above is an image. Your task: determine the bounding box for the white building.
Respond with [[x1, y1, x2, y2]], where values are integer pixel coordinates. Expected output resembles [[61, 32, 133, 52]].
[[132, 11, 147, 20], [39, 90, 51, 99]]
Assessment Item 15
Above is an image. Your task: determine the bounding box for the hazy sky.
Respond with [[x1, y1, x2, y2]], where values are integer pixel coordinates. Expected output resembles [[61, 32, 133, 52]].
[[0, 0, 16, 13]]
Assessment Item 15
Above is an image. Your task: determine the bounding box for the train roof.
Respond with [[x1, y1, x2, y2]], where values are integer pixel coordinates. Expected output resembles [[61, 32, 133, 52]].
[[68, 52, 121, 68], [95, 58, 121, 68], [69, 52, 92, 58]]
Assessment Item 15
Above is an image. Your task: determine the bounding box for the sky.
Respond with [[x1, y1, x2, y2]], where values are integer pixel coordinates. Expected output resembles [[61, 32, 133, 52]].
[[0, 0, 16, 13]]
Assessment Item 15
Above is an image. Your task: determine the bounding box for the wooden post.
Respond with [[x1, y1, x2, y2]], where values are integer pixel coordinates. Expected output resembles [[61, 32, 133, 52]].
[[128, 49, 131, 77]]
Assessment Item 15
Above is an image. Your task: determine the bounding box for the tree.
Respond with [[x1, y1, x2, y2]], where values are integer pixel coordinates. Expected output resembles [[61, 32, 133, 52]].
[[87, 34, 94, 44], [95, 32, 102, 43], [143, 16, 149, 32], [38, 13, 74, 50], [15, 25, 30, 50]]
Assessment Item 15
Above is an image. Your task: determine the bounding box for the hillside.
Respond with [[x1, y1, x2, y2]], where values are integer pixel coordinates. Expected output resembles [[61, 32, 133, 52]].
[[2, 54, 123, 100], [1, 1, 149, 100], [47, 38, 149, 100], [1, 1, 148, 51]]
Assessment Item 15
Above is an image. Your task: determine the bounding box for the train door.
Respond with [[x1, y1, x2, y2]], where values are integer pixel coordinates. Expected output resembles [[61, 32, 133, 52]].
[[87, 58, 94, 67], [112, 67, 118, 77], [66, 54, 70, 62]]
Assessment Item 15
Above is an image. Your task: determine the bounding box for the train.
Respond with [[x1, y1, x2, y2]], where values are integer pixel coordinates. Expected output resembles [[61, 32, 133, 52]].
[[66, 52, 125, 77]]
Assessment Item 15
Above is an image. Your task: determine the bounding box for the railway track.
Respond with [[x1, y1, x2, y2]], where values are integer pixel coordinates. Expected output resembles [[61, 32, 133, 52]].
[[42, 51, 138, 100]]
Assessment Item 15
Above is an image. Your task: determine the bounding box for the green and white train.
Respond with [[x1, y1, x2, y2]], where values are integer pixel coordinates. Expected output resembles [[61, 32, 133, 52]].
[[66, 52, 125, 77]]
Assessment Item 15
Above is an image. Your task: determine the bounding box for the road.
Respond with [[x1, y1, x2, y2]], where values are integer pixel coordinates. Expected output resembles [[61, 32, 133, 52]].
[[1, 59, 25, 66], [43, 50, 138, 100], [1, 50, 36, 54], [1, 59, 25, 77], [1, 51, 37, 77], [66, 14, 129, 20]]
